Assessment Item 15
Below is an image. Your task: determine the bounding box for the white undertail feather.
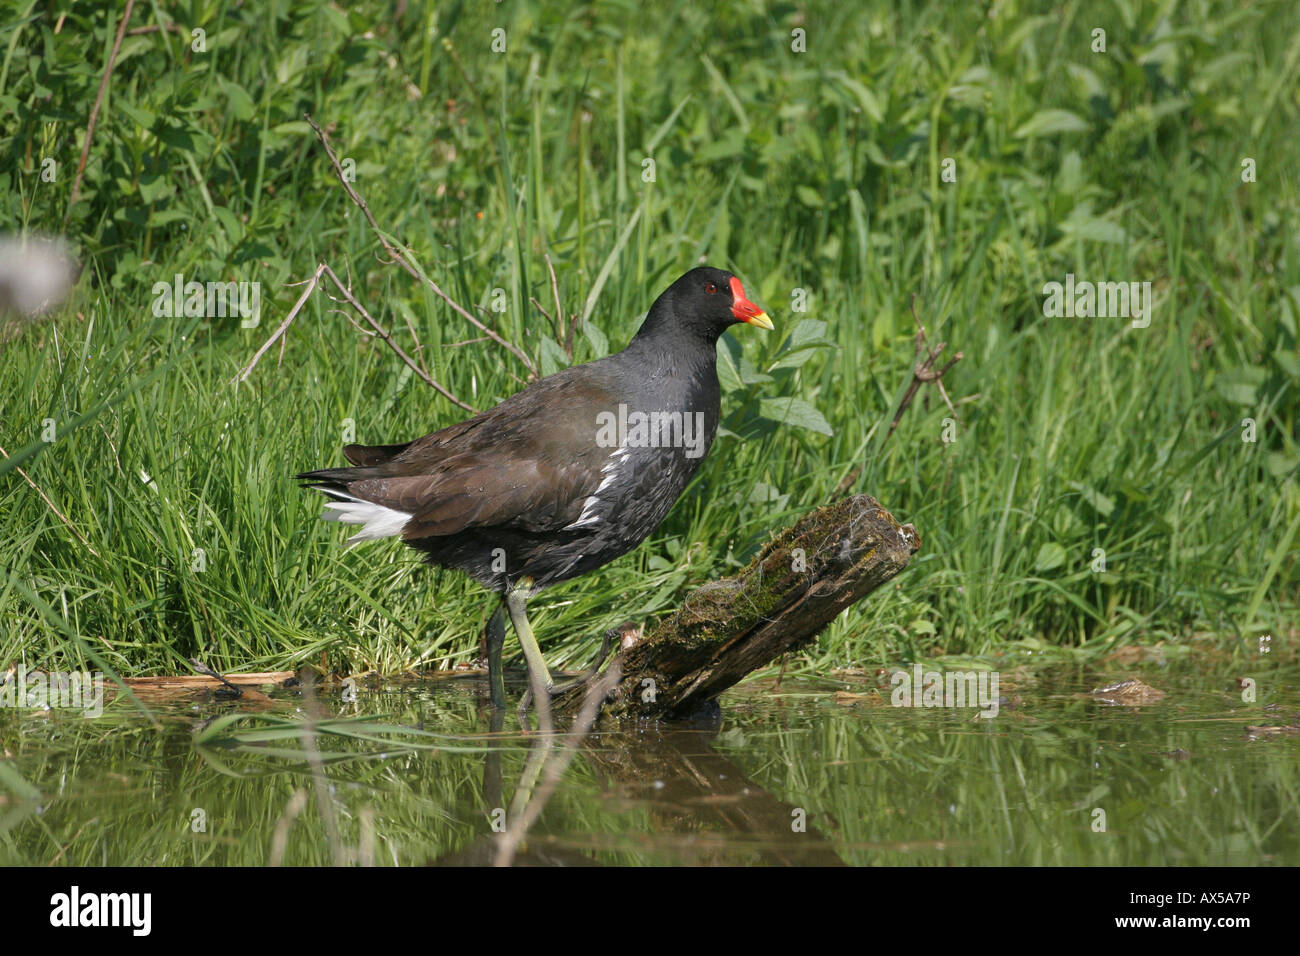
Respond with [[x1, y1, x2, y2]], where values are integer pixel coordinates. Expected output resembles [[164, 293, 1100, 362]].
[[319, 489, 411, 546]]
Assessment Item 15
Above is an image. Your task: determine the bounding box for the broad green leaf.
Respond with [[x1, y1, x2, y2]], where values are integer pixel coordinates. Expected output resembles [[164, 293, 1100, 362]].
[[222, 80, 255, 121], [758, 397, 833, 435], [1015, 109, 1089, 137], [736, 355, 773, 385], [830, 72, 884, 122], [781, 319, 829, 351], [138, 173, 175, 204], [1068, 481, 1115, 518], [796, 185, 824, 208], [771, 319, 833, 369], [117, 101, 156, 131], [1034, 542, 1067, 572], [582, 319, 608, 357], [538, 336, 570, 376], [1214, 366, 1266, 406], [717, 334, 743, 392]]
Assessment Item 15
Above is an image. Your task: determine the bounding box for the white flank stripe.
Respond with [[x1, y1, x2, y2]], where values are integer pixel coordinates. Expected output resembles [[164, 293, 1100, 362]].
[[321, 499, 412, 546], [567, 446, 631, 529]]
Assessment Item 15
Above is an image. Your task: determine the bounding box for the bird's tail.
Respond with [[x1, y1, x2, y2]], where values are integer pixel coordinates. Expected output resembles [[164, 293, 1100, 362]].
[[296, 441, 416, 545]]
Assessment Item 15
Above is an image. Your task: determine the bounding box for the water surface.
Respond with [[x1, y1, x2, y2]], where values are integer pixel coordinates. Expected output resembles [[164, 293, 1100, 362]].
[[1, 655, 1295, 865]]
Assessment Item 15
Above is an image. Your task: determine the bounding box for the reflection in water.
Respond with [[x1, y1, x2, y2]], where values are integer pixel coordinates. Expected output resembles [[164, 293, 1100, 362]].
[[442, 708, 843, 866], [0, 660, 1297, 866]]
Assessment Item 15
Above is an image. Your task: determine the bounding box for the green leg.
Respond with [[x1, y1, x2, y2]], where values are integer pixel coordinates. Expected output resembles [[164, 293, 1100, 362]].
[[485, 601, 507, 710], [515, 621, 622, 714], [505, 578, 554, 726]]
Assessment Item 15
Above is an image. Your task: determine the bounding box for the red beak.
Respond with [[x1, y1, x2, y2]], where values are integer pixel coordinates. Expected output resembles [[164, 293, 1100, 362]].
[[729, 277, 774, 329]]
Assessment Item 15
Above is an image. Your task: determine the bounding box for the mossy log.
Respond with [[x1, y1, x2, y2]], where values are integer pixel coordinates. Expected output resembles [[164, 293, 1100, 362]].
[[556, 494, 920, 719]]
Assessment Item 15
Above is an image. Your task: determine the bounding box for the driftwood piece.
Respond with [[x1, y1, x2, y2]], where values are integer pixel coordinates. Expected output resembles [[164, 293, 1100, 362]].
[[556, 494, 920, 719], [114, 671, 295, 709], [122, 671, 294, 690]]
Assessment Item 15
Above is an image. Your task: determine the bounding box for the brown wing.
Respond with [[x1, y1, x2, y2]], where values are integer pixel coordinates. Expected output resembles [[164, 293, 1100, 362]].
[[350, 451, 603, 538], [300, 370, 619, 538]]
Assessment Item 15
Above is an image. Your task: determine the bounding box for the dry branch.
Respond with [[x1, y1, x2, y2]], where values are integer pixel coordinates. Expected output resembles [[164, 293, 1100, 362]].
[[66, 0, 135, 224], [0, 444, 100, 556], [303, 114, 538, 377], [836, 299, 964, 495], [555, 494, 920, 719], [233, 262, 476, 411]]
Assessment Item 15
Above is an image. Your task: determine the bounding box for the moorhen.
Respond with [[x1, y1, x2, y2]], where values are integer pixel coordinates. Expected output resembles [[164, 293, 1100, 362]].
[[298, 266, 772, 712]]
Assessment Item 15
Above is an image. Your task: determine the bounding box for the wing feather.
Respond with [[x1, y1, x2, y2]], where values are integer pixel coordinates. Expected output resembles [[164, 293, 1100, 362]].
[[298, 368, 621, 540]]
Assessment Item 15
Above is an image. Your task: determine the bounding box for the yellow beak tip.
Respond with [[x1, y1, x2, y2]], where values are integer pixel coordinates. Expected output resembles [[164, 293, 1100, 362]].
[[748, 312, 774, 331]]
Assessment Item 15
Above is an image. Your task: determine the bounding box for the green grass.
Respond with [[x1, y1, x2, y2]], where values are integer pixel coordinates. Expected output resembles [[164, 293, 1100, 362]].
[[1, 0, 1296, 682]]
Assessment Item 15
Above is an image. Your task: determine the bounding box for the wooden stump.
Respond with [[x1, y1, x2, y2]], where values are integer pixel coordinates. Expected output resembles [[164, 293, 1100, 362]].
[[556, 494, 920, 719]]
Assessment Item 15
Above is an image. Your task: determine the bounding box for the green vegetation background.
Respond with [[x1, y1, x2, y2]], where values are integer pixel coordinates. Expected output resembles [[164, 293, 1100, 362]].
[[2, 0, 1297, 679]]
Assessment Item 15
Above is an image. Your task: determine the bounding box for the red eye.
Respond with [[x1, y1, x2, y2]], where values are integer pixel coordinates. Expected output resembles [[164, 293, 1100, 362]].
[[705, 282, 718, 294]]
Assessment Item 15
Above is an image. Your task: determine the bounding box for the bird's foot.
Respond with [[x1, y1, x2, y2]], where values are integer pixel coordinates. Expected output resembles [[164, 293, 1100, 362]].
[[512, 622, 640, 722], [517, 673, 590, 719]]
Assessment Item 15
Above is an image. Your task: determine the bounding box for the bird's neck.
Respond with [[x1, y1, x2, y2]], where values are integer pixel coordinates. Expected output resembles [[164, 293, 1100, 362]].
[[623, 325, 720, 375], [626, 299, 723, 358]]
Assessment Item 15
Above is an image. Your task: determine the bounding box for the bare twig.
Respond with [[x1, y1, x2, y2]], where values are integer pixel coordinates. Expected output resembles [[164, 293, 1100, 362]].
[[297, 677, 345, 867], [774, 652, 789, 692], [233, 264, 477, 412], [233, 264, 325, 383], [0, 444, 100, 557], [883, 295, 963, 444], [835, 296, 963, 495], [188, 658, 243, 698], [66, 0, 135, 225], [329, 307, 377, 338], [269, 790, 308, 866], [318, 265, 476, 411], [546, 253, 563, 336], [529, 296, 556, 331], [47, 818, 97, 866], [543, 253, 573, 355], [494, 659, 623, 867], [303, 113, 538, 378], [396, 305, 431, 375]]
